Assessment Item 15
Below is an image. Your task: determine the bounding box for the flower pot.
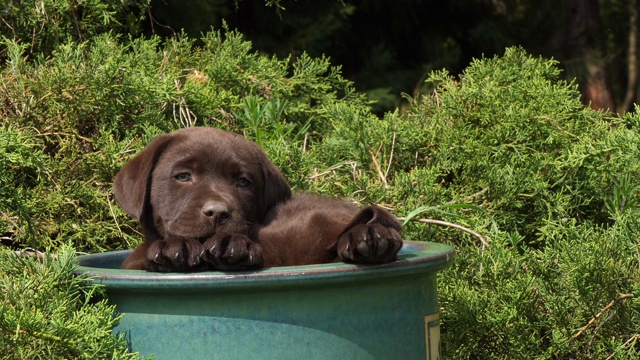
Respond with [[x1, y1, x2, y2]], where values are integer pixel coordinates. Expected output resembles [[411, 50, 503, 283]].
[[76, 241, 454, 360]]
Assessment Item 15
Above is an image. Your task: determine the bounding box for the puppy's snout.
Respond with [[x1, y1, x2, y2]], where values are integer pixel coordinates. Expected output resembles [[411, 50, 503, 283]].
[[202, 201, 231, 225]]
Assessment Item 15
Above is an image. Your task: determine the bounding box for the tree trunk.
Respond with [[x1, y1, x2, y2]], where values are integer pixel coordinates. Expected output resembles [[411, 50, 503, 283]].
[[565, 0, 616, 111], [619, 0, 638, 114]]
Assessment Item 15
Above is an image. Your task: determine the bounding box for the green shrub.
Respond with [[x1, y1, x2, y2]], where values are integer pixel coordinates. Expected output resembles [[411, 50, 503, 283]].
[[398, 48, 640, 359], [0, 26, 370, 252], [401, 48, 631, 236], [0, 0, 148, 58], [0, 126, 46, 241], [0, 246, 144, 359]]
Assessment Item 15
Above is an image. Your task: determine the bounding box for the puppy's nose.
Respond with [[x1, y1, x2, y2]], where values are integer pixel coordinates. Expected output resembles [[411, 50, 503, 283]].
[[202, 201, 231, 225]]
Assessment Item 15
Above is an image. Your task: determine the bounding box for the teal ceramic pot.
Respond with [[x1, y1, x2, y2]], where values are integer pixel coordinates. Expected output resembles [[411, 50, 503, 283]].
[[76, 241, 454, 360]]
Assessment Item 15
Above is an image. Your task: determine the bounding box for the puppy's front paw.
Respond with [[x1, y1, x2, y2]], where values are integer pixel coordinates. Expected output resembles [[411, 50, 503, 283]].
[[337, 223, 403, 263], [146, 238, 207, 272], [201, 233, 264, 270]]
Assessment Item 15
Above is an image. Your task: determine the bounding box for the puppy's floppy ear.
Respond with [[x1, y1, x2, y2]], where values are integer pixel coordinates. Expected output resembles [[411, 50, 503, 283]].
[[260, 160, 292, 219], [113, 134, 174, 221]]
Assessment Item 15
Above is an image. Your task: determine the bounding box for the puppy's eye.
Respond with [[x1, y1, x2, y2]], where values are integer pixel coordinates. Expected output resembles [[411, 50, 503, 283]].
[[175, 173, 192, 182], [236, 177, 251, 187]]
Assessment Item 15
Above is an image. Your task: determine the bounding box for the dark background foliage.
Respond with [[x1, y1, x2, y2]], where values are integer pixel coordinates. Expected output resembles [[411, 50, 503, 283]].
[[145, 0, 638, 114]]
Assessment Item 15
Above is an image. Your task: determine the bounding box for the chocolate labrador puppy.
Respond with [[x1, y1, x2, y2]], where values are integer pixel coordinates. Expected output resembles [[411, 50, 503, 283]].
[[113, 127, 403, 272]]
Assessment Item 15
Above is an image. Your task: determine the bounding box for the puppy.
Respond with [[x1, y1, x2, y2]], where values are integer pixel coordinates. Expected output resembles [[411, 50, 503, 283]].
[[113, 127, 402, 272]]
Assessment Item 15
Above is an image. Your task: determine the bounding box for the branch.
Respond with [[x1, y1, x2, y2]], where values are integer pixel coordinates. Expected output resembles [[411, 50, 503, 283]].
[[398, 217, 489, 249], [307, 161, 358, 180], [573, 294, 634, 340], [384, 131, 397, 180], [106, 192, 128, 246], [534, 116, 576, 138], [14, 249, 53, 259], [369, 150, 388, 188], [606, 333, 640, 360]]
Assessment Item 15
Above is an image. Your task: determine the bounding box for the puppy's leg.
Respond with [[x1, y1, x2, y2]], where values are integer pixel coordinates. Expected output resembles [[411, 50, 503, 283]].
[[201, 233, 264, 271], [258, 194, 403, 266], [120, 243, 151, 270], [337, 206, 403, 264]]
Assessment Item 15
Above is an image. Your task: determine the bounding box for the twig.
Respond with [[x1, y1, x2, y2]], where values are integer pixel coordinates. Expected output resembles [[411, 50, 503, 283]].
[[606, 334, 640, 360], [70, 0, 83, 42], [14, 248, 52, 259], [106, 193, 127, 246], [172, 78, 197, 128], [589, 311, 615, 345], [117, 137, 136, 156], [384, 131, 397, 181], [369, 150, 388, 188], [534, 116, 577, 138], [307, 161, 358, 180], [433, 89, 441, 107], [146, 6, 176, 37], [397, 217, 489, 249], [0, 15, 14, 32], [11, 250, 88, 259], [636, 243, 640, 273], [124, 224, 143, 237], [33, 131, 92, 143], [573, 294, 634, 340]]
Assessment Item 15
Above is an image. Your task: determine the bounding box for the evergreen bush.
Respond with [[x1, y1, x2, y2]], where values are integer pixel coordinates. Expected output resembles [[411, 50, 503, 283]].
[[0, 0, 148, 58], [403, 49, 640, 359], [0, 246, 144, 359], [0, 26, 368, 252]]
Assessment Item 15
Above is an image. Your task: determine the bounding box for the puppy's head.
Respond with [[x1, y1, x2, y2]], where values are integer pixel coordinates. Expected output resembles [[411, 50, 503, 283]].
[[113, 127, 291, 242]]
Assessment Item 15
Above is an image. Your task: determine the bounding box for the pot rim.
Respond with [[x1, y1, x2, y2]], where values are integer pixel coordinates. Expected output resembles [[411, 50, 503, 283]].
[[76, 241, 454, 291]]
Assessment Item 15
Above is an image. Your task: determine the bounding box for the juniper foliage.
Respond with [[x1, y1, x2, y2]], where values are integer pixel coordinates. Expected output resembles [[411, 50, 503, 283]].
[[0, 246, 145, 359]]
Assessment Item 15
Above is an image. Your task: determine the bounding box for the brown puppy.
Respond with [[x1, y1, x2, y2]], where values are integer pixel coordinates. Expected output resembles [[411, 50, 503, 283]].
[[113, 127, 402, 272]]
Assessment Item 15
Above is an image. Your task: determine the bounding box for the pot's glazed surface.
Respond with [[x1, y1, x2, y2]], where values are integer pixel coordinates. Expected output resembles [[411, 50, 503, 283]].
[[77, 241, 454, 360]]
